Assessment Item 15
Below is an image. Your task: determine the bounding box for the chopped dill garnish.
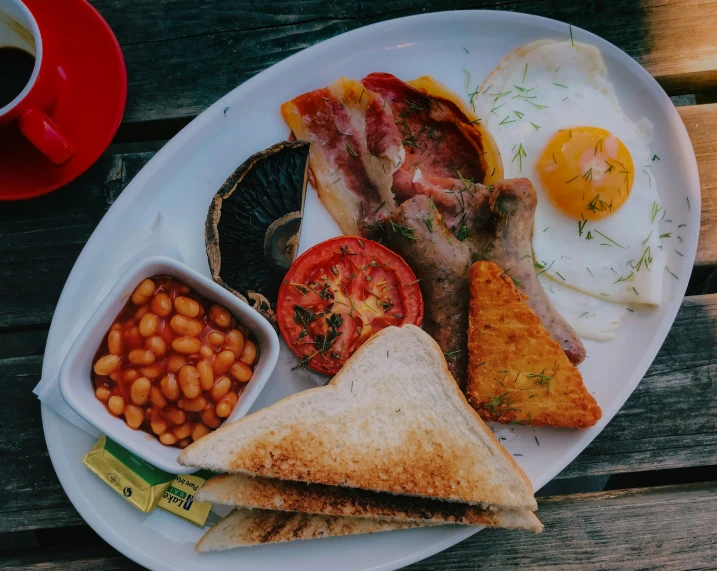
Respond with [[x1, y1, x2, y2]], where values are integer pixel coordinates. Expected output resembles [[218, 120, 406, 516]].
[[491, 90, 512, 102], [500, 115, 516, 125], [462, 68, 470, 90], [555, 66, 561, 72], [667, 267, 679, 279], [660, 233, 671, 239], [483, 83, 493, 95], [346, 142, 358, 156], [578, 217, 587, 237], [521, 99, 548, 110], [569, 23, 575, 46], [627, 307, 635, 312], [531, 122, 541, 130], [553, 82, 568, 88], [678, 224, 687, 228], [652, 154, 660, 161], [543, 226, 549, 232], [583, 168, 593, 182], [422, 217, 434, 232], [605, 161, 615, 173], [686, 197, 691, 211], [675, 250, 684, 256], [553, 152, 558, 164], [389, 220, 417, 240], [373, 201, 385, 213], [651, 201, 662, 223], [555, 271, 566, 280], [523, 62, 528, 82], [629, 247, 652, 271], [579, 311, 589, 318], [463, 46, 470, 54], [594, 138, 603, 155], [614, 271, 634, 284], [642, 230, 653, 245], [586, 231, 593, 240], [490, 102, 507, 115], [594, 230, 625, 248], [566, 174, 579, 183], [512, 143, 527, 171], [632, 286, 639, 295], [586, 267, 594, 277], [514, 110, 524, 119], [510, 275, 525, 289], [457, 226, 471, 241]]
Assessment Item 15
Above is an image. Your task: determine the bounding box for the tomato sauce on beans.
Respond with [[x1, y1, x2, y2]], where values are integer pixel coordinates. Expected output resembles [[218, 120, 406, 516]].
[[92, 276, 259, 448]]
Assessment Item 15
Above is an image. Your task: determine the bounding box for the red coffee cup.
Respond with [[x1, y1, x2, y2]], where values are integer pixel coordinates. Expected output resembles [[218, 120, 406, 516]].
[[0, 0, 73, 166]]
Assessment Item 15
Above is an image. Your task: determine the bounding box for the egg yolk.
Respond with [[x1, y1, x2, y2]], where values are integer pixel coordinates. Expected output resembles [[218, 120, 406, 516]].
[[536, 127, 633, 221]]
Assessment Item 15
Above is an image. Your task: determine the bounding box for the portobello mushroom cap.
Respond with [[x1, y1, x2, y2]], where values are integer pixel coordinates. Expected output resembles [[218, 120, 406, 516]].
[[205, 140, 310, 319]]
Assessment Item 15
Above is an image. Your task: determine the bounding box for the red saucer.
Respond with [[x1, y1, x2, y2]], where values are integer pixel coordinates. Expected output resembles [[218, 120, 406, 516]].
[[0, 0, 127, 200]]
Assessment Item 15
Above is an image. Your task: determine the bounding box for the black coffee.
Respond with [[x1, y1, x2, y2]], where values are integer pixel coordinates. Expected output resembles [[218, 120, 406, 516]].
[[0, 46, 35, 108]]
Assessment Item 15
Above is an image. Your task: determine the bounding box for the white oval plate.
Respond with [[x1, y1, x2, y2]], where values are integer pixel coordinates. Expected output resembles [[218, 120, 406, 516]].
[[41, 10, 700, 571]]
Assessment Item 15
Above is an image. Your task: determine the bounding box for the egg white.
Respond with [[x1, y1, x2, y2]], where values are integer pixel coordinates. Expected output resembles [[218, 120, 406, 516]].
[[476, 40, 665, 313]]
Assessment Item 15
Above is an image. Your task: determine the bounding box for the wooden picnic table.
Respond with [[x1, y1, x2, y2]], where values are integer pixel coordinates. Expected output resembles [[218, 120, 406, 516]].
[[2, 0, 717, 568]]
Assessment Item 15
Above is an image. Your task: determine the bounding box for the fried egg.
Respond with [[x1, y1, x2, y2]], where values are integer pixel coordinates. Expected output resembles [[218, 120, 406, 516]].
[[475, 40, 665, 339]]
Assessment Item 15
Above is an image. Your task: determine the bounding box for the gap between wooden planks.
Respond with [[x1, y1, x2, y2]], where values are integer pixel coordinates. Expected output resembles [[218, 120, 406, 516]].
[[2, 293, 716, 533]]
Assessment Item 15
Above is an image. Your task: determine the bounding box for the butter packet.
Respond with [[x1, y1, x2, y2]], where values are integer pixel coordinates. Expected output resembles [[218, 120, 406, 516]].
[[83, 435, 174, 512], [157, 470, 214, 526]]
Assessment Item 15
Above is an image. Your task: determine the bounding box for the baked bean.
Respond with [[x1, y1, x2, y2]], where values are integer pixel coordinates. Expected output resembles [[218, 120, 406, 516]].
[[128, 349, 155, 365], [124, 327, 142, 348], [174, 422, 193, 440], [192, 423, 211, 441], [134, 305, 150, 320], [213, 350, 235, 375], [178, 395, 207, 412], [94, 355, 120, 376], [166, 352, 186, 373], [108, 330, 123, 355], [174, 296, 200, 318], [216, 395, 236, 418], [159, 432, 178, 446], [200, 405, 221, 428], [150, 387, 168, 408], [172, 336, 202, 355], [224, 329, 244, 356], [211, 375, 231, 401], [178, 365, 201, 398], [150, 292, 172, 317], [94, 275, 257, 448], [164, 406, 186, 425], [145, 335, 167, 357], [139, 312, 159, 337], [230, 361, 253, 382], [151, 419, 169, 435], [160, 374, 180, 401], [125, 404, 144, 429], [108, 395, 125, 416], [197, 360, 214, 390], [124, 369, 139, 383], [207, 331, 224, 346], [95, 386, 111, 402], [131, 278, 155, 306], [170, 315, 203, 337], [130, 377, 151, 405], [139, 363, 163, 379], [209, 304, 232, 328], [239, 339, 257, 365]]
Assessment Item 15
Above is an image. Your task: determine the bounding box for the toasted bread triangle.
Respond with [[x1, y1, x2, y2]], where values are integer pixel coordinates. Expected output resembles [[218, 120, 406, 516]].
[[179, 325, 537, 511], [197, 473, 542, 532], [466, 262, 602, 429], [195, 508, 424, 551]]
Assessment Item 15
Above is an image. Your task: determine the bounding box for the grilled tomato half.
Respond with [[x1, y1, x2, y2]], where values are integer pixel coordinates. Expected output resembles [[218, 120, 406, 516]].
[[277, 236, 423, 374]]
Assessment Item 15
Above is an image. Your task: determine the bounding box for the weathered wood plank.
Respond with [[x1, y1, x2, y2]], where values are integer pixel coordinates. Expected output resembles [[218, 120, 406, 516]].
[[3, 294, 716, 532], [679, 103, 717, 281], [0, 153, 152, 331], [3, 483, 715, 570], [86, 0, 717, 124], [409, 482, 717, 570]]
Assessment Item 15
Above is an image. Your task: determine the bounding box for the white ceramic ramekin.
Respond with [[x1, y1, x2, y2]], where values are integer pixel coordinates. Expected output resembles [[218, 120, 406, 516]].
[[59, 255, 279, 473]]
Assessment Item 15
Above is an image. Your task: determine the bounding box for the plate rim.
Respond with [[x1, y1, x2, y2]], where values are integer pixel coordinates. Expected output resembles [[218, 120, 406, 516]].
[[40, 8, 701, 571]]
